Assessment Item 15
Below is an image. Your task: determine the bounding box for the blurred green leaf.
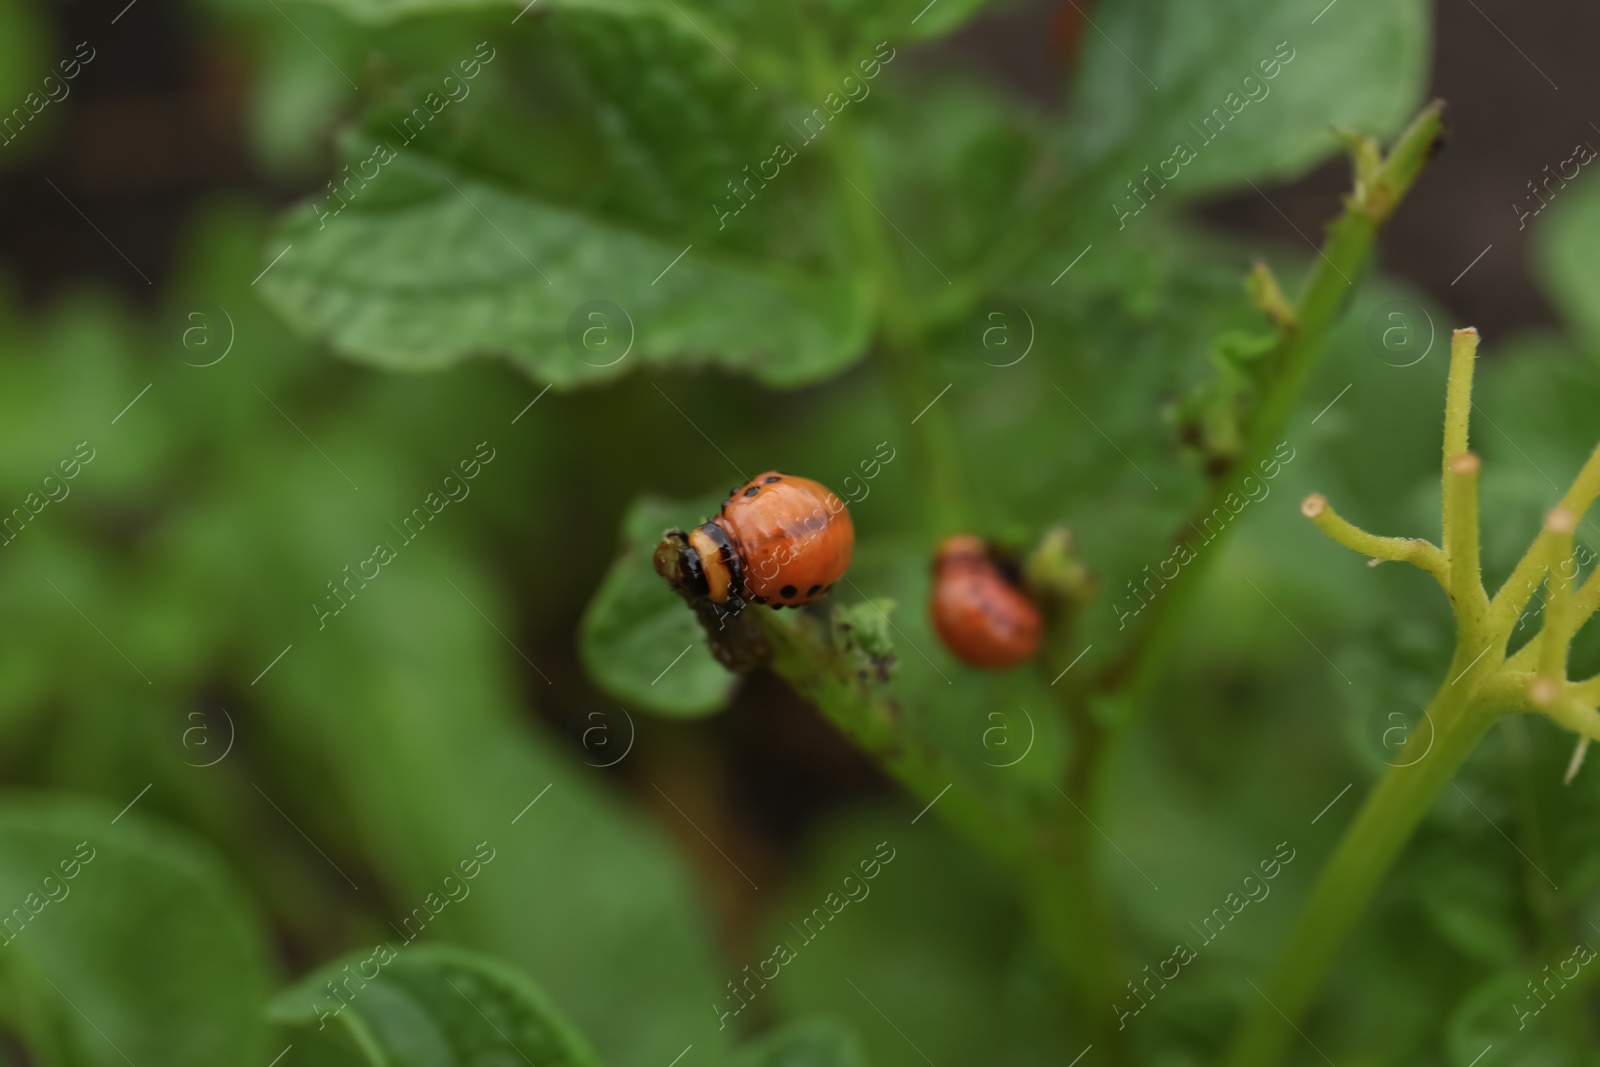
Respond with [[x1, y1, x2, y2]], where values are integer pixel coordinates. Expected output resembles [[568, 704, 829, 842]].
[[0, 203, 740, 1067], [0, 0, 48, 164], [247, 21, 359, 176], [1063, 0, 1429, 199], [1447, 969, 1568, 1067], [270, 944, 603, 1067], [734, 1018, 870, 1067], [1536, 177, 1600, 354], [859, 75, 1046, 294], [0, 795, 271, 1066], [760, 813, 1072, 1066], [806, 0, 993, 49], [581, 494, 739, 717], [1400, 841, 1522, 968], [209, 466, 739, 1065]]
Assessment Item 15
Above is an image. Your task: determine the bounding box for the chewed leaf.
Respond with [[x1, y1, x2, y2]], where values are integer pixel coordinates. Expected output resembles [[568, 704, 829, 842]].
[[580, 494, 739, 717], [269, 944, 603, 1067], [831, 599, 897, 683]]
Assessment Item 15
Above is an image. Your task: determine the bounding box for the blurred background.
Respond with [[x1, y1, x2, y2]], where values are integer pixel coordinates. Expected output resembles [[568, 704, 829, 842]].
[[2, 0, 1600, 1064]]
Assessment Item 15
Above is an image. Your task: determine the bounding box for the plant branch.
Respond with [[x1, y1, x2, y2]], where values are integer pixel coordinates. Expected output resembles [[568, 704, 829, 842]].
[[754, 608, 1125, 1055], [1444, 452, 1490, 628], [1224, 677, 1495, 1067], [1443, 327, 1477, 457], [794, 15, 972, 535], [1231, 321, 1600, 1064], [1490, 438, 1600, 632], [1098, 102, 1448, 706], [1538, 508, 1578, 682], [757, 610, 1031, 861], [1299, 493, 1448, 587]]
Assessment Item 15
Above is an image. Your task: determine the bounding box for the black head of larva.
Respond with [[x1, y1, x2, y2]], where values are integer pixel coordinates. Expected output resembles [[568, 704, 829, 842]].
[[654, 528, 710, 598], [677, 542, 709, 598]]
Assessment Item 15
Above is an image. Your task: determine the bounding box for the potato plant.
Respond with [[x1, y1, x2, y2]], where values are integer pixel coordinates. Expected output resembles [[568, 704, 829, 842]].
[[5, 0, 1600, 1065]]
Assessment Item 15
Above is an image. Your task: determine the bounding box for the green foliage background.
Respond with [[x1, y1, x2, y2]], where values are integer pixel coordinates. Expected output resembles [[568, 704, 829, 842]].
[[3, 0, 1600, 1064]]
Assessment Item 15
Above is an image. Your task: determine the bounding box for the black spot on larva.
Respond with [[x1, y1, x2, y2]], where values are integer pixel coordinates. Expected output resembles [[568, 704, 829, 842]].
[[780, 584, 798, 599], [764, 475, 781, 483], [743, 486, 760, 498], [754, 595, 768, 604], [807, 584, 821, 596]]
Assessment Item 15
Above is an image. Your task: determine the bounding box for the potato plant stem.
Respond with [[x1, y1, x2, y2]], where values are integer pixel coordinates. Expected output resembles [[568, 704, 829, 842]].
[[1224, 676, 1494, 1067], [759, 612, 1034, 866], [758, 610, 1127, 1058], [1101, 102, 1447, 712], [794, 13, 972, 536], [786, 16, 1123, 1045], [1227, 299, 1600, 1063]]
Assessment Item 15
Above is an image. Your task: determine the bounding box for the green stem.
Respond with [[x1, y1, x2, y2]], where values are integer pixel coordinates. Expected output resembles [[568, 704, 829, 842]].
[[758, 609, 1126, 1057], [1301, 493, 1447, 587], [1225, 285, 1600, 1064], [1098, 102, 1446, 709], [794, 14, 971, 535], [1224, 675, 1496, 1067], [1040, 627, 1126, 1054], [759, 611, 1036, 867]]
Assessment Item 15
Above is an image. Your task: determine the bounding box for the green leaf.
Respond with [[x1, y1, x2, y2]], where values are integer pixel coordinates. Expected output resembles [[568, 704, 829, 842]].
[[858, 75, 1048, 294], [1447, 970, 1566, 1067], [734, 1018, 870, 1067], [723, 0, 994, 64], [1535, 176, 1600, 353], [13, 204, 739, 1067], [270, 944, 603, 1067], [830, 599, 897, 684], [758, 813, 1073, 1065], [214, 487, 738, 1065], [259, 13, 874, 390], [0, 0, 48, 164], [1063, 0, 1429, 200], [0, 795, 272, 1066], [581, 494, 740, 717]]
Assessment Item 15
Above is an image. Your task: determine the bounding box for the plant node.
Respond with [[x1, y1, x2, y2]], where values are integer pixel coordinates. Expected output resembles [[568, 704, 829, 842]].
[[1303, 328, 1600, 748], [1530, 676, 1561, 708]]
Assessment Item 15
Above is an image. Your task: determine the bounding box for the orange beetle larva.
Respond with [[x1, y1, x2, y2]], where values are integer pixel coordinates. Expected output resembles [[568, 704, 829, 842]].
[[677, 472, 854, 609], [929, 535, 1043, 669]]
